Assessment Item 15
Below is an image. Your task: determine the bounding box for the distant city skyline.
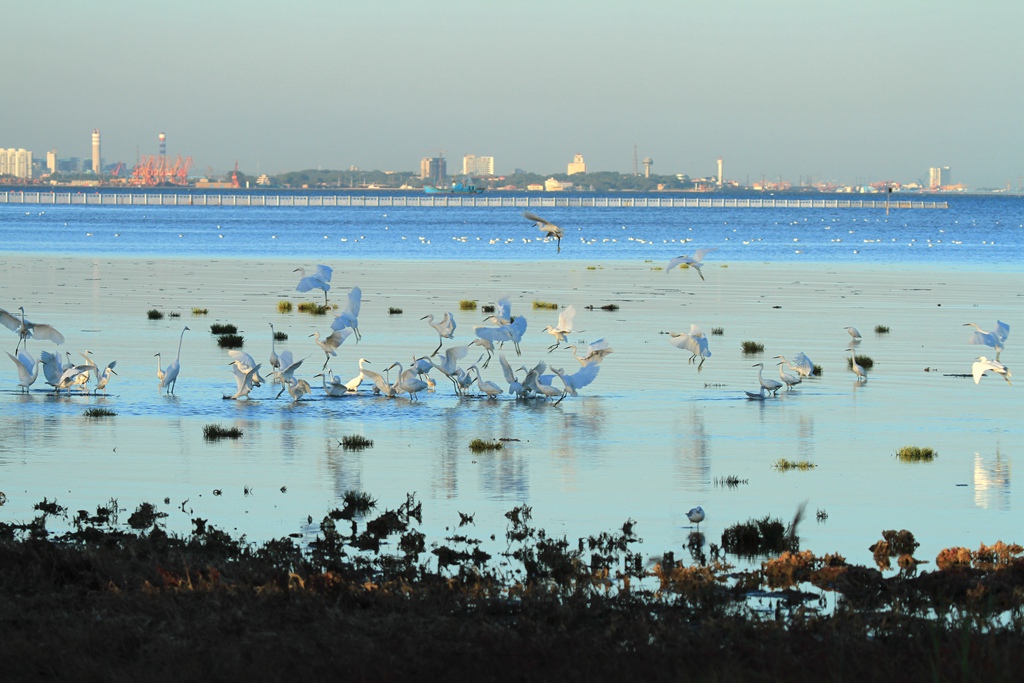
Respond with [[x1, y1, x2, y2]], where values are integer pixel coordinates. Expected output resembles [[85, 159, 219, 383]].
[[4, 1, 1021, 188]]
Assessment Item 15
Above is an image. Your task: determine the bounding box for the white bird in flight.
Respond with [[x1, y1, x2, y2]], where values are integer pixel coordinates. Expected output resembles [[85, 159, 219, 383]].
[[422, 312, 456, 356], [566, 338, 614, 367], [543, 305, 578, 352], [294, 264, 332, 305], [524, 212, 564, 253], [669, 325, 711, 368], [665, 248, 717, 281], [0, 306, 65, 354], [964, 321, 1009, 360], [311, 328, 353, 370], [330, 286, 362, 341], [972, 356, 1011, 385]]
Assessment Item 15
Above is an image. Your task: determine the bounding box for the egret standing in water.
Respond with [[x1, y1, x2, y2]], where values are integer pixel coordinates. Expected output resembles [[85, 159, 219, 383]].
[[964, 321, 1009, 360], [752, 362, 784, 396], [665, 248, 717, 281], [776, 353, 814, 379], [524, 212, 564, 253], [0, 306, 65, 354], [5, 350, 40, 393], [294, 264, 332, 305], [95, 361, 118, 394], [160, 326, 190, 395], [847, 348, 867, 383]]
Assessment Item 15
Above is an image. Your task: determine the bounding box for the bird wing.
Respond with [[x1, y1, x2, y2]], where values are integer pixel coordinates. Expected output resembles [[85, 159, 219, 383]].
[[668, 332, 693, 350], [557, 305, 576, 332], [994, 321, 1010, 344], [445, 345, 469, 364], [497, 297, 512, 323], [971, 359, 989, 384], [295, 276, 326, 293], [665, 255, 691, 272], [509, 315, 527, 339], [523, 211, 547, 225], [0, 309, 20, 332], [569, 363, 600, 389], [498, 354, 516, 384], [586, 338, 610, 353], [345, 287, 362, 317], [315, 264, 333, 283], [475, 325, 510, 343], [278, 350, 294, 370], [228, 350, 257, 368], [30, 323, 65, 345], [326, 328, 353, 349], [6, 352, 31, 382], [440, 311, 456, 336], [693, 248, 717, 262]]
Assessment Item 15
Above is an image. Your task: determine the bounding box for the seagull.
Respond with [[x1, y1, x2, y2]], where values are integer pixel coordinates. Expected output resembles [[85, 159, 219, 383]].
[[665, 248, 717, 281], [964, 321, 1009, 360], [972, 356, 1011, 385], [687, 506, 705, 531], [524, 212, 564, 253]]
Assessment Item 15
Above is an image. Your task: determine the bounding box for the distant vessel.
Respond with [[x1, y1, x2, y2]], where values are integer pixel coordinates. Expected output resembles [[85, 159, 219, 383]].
[[424, 182, 484, 195]]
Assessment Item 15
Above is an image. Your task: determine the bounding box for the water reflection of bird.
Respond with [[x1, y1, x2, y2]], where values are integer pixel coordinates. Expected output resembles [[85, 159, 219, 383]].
[[687, 506, 705, 531], [665, 248, 717, 281], [964, 321, 1009, 360], [972, 356, 1011, 385], [524, 212, 564, 253]]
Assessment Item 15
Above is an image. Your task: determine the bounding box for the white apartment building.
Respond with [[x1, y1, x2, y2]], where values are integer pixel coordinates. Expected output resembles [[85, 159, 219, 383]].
[[0, 148, 33, 179], [462, 154, 494, 176], [929, 166, 950, 189], [567, 153, 586, 175]]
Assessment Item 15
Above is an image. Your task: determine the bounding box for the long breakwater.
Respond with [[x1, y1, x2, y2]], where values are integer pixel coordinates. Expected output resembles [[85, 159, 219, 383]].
[[0, 190, 947, 210]]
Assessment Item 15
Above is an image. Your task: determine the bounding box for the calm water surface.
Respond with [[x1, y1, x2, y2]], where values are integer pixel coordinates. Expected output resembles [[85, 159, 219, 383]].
[[0, 194, 1021, 569]]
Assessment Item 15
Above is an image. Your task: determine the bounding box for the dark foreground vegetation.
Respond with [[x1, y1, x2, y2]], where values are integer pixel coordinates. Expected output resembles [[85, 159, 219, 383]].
[[1, 495, 1023, 682]]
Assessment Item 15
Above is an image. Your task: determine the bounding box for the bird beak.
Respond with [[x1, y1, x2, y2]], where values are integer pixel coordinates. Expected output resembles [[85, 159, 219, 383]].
[[420, 315, 429, 320]]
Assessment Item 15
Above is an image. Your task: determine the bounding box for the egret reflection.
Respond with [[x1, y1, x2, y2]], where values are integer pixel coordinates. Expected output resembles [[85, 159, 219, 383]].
[[973, 451, 1011, 511]]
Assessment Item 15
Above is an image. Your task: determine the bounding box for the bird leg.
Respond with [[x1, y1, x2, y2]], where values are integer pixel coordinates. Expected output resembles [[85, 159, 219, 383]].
[[556, 238, 561, 253], [432, 339, 443, 357]]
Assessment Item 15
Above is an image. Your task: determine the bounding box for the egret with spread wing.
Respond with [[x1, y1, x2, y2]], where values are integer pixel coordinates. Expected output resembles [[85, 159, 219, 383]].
[[0, 306, 65, 353], [965, 321, 1009, 360], [330, 286, 362, 341], [543, 305, 578, 352], [294, 264, 332, 305], [665, 249, 717, 281], [524, 212, 564, 253], [422, 312, 456, 356], [972, 356, 1011, 385]]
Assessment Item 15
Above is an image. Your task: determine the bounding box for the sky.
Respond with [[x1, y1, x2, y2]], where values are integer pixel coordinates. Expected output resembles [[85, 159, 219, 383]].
[[5, 0, 1022, 188]]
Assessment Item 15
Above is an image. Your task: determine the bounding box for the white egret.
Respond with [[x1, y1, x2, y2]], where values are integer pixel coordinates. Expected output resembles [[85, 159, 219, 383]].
[[0, 306, 65, 353], [847, 348, 867, 383], [422, 312, 456, 356], [499, 354, 528, 398], [294, 264, 332, 305], [160, 326, 190, 395], [669, 325, 711, 368], [283, 377, 313, 402], [471, 365, 502, 399], [228, 350, 265, 386], [972, 356, 1011, 385], [330, 287, 362, 341], [268, 323, 281, 374], [518, 360, 547, 397], [687, 506, 705, 531], [777, 353, 814, 378], [427, 345, 469, 394], [665, 248, 717, 281], [566, 338, 614, 367], [273, 356, 305, 397], [56, 364, 92, 394], [468, 337, 494, 368], [776, 361, 801, 390], [358, 360, 394, 396], [314, 370, 349, 397], [39, 350, 64, 388], [310, 328, 353, 369], [226, 363, 261, 400], [154, 352, 166, 386], [543, 305, 578, 352], [387, 362, 430, 400], [95, 361, 118, 394], [534, 374, 564, 401], [6, 350, 40, 392], [524, 212, 564, 253], [964, 321, 1009, 360], [753, 362, 783, 396], [484, 297, 513, 325], [844, 326, 862, 340]]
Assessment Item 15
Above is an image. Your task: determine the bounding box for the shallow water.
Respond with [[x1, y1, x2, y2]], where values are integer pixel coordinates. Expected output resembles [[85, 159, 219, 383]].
[[0, 197, 1021, 569]]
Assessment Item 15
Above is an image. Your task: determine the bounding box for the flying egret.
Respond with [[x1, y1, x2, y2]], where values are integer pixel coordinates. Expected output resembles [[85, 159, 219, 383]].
[[422, 312, 456, 356], [524, 212, 564, 253], [160, 326, 190, 395], [483, 297, 513, 326], [543, 305, 578, 352], [0, 306, 65, 353], [226, 363, 261, 400], [776, 353, 814, 378], [669, 325, 711, 368], [964, 321, 1009, 360], [665, 248, 717, 281], [330, 286, 362, 341], [6, 350, 40, 393], [310, 328, 353, 369], [294, 264, 332, 305], [776, 361, 801, 390], [687, 506, 705, 531], [972, 356, 1011, 385], [847, 348, 867, 382], [566, 338, 614, 367], [753, 362, 783, 396], [95, 361, 118, 394]]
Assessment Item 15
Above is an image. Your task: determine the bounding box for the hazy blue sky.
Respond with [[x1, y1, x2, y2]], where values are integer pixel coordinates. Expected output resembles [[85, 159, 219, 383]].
[[6, 1, 1021, 187]]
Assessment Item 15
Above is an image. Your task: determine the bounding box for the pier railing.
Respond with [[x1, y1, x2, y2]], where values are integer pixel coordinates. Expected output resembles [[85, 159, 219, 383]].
[[0, 191, 948, 210]]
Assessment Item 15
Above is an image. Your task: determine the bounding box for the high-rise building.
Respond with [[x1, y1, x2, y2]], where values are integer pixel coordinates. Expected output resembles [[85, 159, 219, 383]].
[[46, 150, 57, 175], [91, 129, 101, 176], [420, 157, 446, 184], [0, 148, 33, 179], [567, 154, 586, 175], [929, 166, 950, 189], [717, 158, 724, 187], [462, 154, 494, 176]]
